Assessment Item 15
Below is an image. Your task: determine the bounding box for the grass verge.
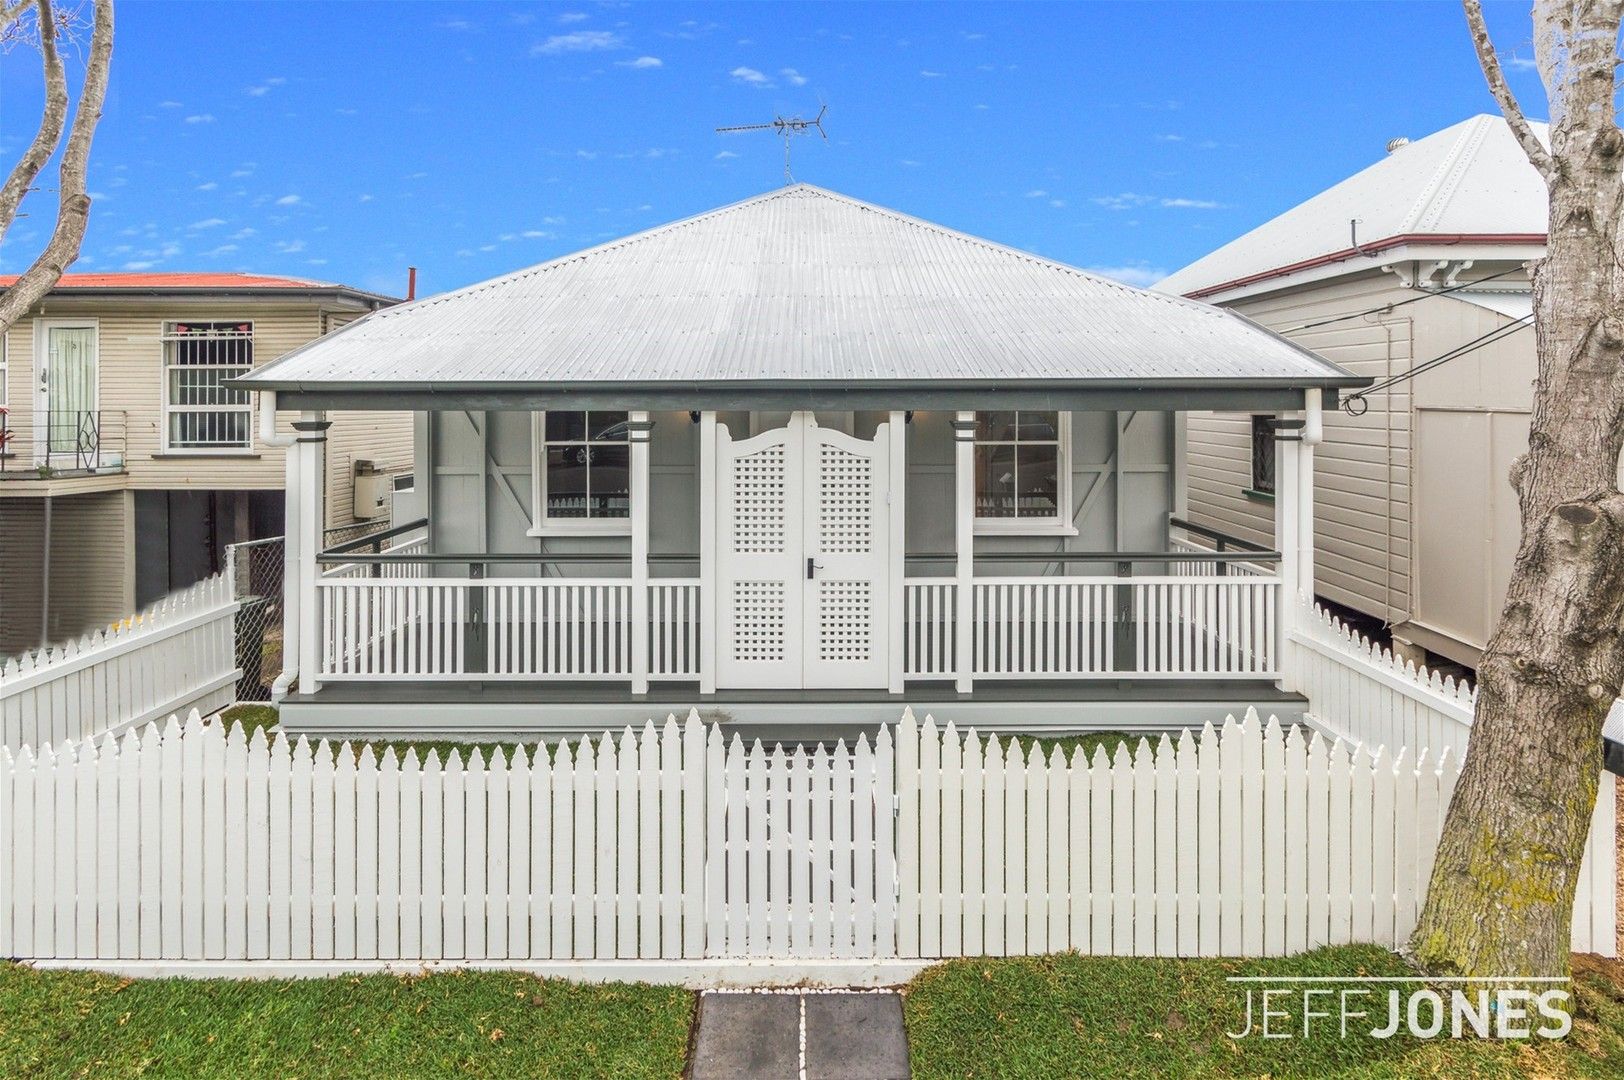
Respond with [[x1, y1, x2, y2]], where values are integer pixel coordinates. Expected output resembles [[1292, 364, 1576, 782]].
[[0, 963, 693, 1079], [903, 945, 1624, 1079]]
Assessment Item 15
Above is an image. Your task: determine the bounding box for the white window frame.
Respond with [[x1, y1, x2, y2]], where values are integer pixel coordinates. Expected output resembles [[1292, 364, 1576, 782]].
[[972, 410, 1076, 537], [160, 319, 255, 455], [528, 410, 634, 537]]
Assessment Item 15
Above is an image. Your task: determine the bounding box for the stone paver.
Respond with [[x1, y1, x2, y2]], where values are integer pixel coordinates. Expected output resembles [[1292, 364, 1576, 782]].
[[689, 992, 800, 1079], [804, 993, 910, 1080]]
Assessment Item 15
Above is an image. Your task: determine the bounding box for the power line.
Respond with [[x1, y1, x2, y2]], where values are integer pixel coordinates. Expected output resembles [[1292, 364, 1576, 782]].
[[1282, 265, 1526, 335], [1342, 315, 1534, 416]]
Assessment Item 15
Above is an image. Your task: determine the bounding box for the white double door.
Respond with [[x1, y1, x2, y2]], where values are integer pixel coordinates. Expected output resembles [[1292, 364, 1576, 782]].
[[717, 412, 892, 690]]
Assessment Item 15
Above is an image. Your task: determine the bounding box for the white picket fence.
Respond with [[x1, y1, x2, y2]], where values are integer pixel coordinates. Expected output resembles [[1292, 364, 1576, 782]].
[[10, 703, 1606, 973], [1282, 598, 1617, 955], [1284, 601, 1476, 756], [0, 575, 239, 754]]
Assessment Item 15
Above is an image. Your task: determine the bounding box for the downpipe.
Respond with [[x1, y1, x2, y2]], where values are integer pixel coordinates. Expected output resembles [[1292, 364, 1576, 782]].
[[258, 392, 301, 703]]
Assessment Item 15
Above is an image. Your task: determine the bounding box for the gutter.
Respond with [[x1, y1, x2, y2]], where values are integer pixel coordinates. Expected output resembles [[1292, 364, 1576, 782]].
[[1180, 232, 1548, 300]]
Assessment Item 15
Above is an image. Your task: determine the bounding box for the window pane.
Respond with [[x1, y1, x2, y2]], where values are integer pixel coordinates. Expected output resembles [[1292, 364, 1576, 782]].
[[590, 444, 630, 518], [1015, 445, 1060, 518], [546, 445, 589, 517], [587, 411, 629, 440], [976, 411, 1019, 441], [1016, 411, 1059, 442], [975, 443, 1017, 518], [170, 410, 249, 449], [545, 411, 585, 442]]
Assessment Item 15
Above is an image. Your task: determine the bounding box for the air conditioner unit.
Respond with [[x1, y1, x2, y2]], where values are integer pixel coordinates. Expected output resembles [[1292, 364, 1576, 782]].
[[353, 460, 390, 520]]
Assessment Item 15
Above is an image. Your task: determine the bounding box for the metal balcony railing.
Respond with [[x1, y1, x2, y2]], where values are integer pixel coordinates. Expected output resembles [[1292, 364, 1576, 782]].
[[0, 409, 127, 474]]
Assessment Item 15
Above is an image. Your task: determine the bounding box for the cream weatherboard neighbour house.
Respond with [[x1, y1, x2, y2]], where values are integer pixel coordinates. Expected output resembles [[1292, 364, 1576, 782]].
[[1159, 115, 1552, 669], [235, 184, 1366, 737], [0, 272, 411, 656]]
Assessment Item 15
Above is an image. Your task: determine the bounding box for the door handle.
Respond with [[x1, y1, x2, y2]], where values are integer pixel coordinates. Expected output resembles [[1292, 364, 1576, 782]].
[[806, 557, 819, 580]]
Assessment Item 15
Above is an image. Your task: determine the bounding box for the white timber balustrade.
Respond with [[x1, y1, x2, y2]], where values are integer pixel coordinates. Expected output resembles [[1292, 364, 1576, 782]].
[[902, 575, 1279, 681], [0, 574, 239, 753], [5, 705, 1611, 973]]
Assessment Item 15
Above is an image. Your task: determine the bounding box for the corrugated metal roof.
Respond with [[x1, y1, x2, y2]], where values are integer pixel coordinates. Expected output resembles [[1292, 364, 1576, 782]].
[[1158, 116, 1548, 299], [240, 184, 1357, 392]]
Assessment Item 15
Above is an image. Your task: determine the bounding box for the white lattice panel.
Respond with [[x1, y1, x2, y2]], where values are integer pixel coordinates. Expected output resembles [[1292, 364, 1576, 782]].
[[731, 580, 788, 663], [731, 446, 788, 554], [816, 579, 873, 662], [817, 444, 874, 553]]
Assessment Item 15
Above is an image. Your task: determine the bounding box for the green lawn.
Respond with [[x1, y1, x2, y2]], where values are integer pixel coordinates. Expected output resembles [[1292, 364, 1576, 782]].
[[0, 963, 694, 1079], [217, 704, 550, 767], [904, 945, 1624, 1079]]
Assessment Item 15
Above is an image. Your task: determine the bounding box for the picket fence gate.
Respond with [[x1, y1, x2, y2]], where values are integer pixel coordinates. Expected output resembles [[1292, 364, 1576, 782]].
[[15, 703, 1603, 973], [0, 575, 239, 755]]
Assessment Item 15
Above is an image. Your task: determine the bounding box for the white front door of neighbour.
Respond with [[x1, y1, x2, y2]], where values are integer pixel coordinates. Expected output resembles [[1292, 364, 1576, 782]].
[[716, 412, 892, 690], [35, 321, 98, 462]]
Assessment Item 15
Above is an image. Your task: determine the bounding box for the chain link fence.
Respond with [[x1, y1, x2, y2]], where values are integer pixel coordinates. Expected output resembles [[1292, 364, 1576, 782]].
[[225, 522, 391, 700]]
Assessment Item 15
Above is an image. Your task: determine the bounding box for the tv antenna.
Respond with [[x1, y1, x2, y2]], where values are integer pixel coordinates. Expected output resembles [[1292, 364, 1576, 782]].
[[715, 105, 828, 183]]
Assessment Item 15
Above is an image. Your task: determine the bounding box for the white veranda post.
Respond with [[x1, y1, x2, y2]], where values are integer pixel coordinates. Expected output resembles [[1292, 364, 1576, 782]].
[[952, 411, 976, 694], [629, 411, 652, 695], [1274, 410, 1301, 643], [1298, 389, 1321, 604], [295, 412, 329, 695]]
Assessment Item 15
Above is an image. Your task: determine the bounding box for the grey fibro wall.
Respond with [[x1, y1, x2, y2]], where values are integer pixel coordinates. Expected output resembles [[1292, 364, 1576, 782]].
[[415, 410, 1178, 572]]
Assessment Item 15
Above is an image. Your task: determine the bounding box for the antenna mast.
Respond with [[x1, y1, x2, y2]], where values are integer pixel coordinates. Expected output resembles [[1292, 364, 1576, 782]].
[[715, 105, 828, 183]]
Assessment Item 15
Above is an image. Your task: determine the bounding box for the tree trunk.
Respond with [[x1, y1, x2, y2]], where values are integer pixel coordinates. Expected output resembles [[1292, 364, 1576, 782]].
[[1412, 0, 1624, 979]]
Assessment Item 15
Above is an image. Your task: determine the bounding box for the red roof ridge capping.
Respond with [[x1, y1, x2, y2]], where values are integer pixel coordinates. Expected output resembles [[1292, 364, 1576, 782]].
[[0, 271, 345, 289]]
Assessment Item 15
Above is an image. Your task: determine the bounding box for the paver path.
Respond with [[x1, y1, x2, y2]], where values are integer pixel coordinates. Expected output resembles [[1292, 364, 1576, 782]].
[[690, 990, 910, 1080]]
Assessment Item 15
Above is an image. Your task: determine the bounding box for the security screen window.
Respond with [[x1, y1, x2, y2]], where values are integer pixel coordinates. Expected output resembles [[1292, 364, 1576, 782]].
[[540, 410, 631, 520], [974, 411, 1063, 522]]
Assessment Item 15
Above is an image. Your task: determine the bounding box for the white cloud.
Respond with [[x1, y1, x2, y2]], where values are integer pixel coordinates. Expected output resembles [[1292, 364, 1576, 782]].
[[189, 217, 227, 229], [123, 260, 157, 270], [275, 239, 306, 254], [533, 30, 622, 55], [1049, 199, 1067, 208], [715, 150, 738, 160], [617, 55, 663, 69], [521, 229, 552, 238], [440, 19, 475, 31], [195, 181, 218, 191], [781, 67, 808, 86], [359, 194, 374, 203], [185, 114, 215, 124], [307, 258, 329, 266], [920, 69, 945, 78], [576, 149, 598, 160], [159, 100, 182, 108], [1024, 189, 1047, 198], [1094, 193, 1153, 211], [231, 227, 256, 240], [1085, 264, 1166, 288], [557, 11, 588, 22], [899, 159, 920, 167], [962, 31, 986, 41], [246, 76, 287, 97], [1156, 134, 1184, 142], [1510, 55, 1538, 71], [230, 166, 255, 177], [974, 103, 989, 110], [275, 194, 302, 206], [204, 244, 239, 256], [336, 107, 359, 116], [1160, 197, 1221, 209], [730, 66, 772, 87]]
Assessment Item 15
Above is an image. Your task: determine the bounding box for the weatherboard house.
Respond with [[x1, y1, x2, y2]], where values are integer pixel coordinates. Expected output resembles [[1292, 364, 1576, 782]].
[[236, 184, 1366, 736]]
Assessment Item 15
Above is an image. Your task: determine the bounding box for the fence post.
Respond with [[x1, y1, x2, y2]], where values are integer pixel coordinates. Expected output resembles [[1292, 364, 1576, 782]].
[[952, 413, 977, 693]]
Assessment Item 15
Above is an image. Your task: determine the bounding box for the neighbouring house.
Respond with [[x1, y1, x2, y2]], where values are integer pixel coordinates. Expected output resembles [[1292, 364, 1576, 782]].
[[0, 272, 412, 657], [1158, 115, 1554, 669], [236, 183, 1366, 737]]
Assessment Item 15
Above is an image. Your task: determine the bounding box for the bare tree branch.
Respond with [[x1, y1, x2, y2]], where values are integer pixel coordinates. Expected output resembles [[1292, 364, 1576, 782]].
[[0, 0, 68, 240], [1, 0, 30, 32], [0, 0, 111, 334], [1463, 0, 1558, 181]]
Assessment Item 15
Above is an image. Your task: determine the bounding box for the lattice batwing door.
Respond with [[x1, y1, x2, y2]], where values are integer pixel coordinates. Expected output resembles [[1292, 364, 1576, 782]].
[[716, 417, 807, 689], [801, 419, 891, 689]]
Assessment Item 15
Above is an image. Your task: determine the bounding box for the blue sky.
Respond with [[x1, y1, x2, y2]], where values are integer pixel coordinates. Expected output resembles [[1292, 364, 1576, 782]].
[[0, 1, 1549, 297]]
